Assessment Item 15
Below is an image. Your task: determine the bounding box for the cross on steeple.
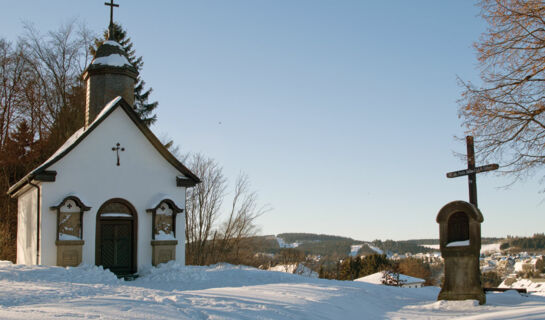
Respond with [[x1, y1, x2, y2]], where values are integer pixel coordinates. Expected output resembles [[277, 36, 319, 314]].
[[104, 0, 119, 40], [446, 136, 499, 208]]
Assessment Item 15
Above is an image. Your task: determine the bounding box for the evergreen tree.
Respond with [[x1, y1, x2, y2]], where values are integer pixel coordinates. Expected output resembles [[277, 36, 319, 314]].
[[91, 23, 158, 126], [360, 254, 391, 277]]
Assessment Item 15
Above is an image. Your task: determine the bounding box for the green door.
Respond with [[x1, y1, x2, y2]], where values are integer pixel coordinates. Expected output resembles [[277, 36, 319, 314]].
[[100, 220, 133, 275]]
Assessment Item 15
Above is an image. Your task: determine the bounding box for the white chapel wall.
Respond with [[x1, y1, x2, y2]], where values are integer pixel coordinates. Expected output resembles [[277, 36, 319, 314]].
[[41, 106, 187, 270], [16, 187, 38, 265]]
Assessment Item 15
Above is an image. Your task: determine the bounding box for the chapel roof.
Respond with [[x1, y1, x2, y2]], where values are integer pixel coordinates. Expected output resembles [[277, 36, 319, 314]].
[[7, 97, 200, 196]]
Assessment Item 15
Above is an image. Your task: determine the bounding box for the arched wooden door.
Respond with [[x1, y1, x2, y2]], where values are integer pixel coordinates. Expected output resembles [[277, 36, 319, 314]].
[[96, 198, 137, 275]]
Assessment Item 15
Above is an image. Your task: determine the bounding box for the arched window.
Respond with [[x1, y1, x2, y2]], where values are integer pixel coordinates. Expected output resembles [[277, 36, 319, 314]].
[[50, 196, 90, 241], [146, 198, 182, 266], [146, 199, 183, 240], [98, 200, 136, 219], [50, 196, 90, 267]]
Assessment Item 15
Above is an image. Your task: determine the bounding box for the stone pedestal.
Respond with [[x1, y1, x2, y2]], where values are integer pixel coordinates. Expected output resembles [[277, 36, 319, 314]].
[[439, 253, 484, 302], [56, 240, 84, 267], [151, 240, 178, 266], [436, 201, 485, 305]]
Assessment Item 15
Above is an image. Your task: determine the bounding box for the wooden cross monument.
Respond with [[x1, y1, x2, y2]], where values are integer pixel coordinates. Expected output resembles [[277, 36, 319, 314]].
[[446, 136, 499, 208]]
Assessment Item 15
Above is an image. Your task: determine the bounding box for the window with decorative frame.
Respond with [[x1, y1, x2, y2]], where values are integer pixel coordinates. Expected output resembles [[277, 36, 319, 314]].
[[147, 199, 183, 240], [50, 196, 91, 241]]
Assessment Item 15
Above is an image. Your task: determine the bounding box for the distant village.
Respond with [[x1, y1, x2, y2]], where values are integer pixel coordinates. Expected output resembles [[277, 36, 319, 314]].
[[257, 234, 545, 293]]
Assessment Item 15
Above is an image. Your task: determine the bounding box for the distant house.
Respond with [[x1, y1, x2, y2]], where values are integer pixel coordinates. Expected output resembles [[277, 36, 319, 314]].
[[355, 271, 426, 288]]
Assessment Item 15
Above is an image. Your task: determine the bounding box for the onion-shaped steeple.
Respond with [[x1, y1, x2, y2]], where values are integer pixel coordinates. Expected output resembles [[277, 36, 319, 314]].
[[82, 0, 139, 127]]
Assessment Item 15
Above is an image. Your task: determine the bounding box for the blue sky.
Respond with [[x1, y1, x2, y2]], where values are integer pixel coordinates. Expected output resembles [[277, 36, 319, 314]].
[[1, 1, 543, 240]]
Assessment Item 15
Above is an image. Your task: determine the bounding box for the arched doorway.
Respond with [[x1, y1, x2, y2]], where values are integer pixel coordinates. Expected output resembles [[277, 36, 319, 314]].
[[96, 198, 137, 275]]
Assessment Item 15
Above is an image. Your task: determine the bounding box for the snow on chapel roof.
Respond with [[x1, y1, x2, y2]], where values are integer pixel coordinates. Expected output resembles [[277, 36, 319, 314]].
[[92, 54, 131, 67], [84, 40, 137, 76], [8, 97, 200, 195]]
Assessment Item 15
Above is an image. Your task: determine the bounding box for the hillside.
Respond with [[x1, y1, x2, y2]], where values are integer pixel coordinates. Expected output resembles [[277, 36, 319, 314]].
[[241, 233, 508, 268], [252, 233, 439, 258]]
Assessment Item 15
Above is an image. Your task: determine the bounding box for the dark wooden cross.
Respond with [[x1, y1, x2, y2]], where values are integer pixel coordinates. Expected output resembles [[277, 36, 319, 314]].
[[104, 0, 119, 39], [111, 142, 125, 166], [446, 136, 499, 208]]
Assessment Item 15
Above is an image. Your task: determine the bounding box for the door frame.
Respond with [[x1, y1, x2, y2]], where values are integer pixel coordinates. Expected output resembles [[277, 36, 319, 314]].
[[95, 198, 138, 274]]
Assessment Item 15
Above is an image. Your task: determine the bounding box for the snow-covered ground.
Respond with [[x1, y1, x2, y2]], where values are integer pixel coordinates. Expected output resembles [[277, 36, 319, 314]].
[[500, 277, 545, 294], [481, 243, 502, 254], [268, 263, 318, 278], [421, 242, 502, 254], [422, 244, 441, 250], [366, 243, 384, 255], [355, 271, 425, 286], [276, 237, 300, 248], [2, 260, 545, 319], [349, 244, 363, 256]]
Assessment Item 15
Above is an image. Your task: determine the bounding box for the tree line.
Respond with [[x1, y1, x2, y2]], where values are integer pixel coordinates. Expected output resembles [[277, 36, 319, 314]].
[[318, 254, 436, 286], [500, 233, 545, 251], [0, 22, 94, 260]]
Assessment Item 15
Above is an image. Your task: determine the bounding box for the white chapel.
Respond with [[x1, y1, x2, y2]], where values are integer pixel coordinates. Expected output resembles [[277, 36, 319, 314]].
[[7, 14, 199, 276]]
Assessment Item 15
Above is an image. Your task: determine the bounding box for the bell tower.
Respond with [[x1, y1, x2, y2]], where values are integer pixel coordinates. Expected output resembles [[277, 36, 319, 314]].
[[82, 0, 138, 127]]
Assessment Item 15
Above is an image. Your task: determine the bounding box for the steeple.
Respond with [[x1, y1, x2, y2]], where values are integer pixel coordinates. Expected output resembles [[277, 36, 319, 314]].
[[82, 0, 138, 128]]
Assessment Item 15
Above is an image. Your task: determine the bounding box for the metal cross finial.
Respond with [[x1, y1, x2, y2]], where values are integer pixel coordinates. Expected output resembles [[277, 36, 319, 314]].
[[111, 142, 125, 166], [446, 136, 499, 208], [104, 0, 119, 40]]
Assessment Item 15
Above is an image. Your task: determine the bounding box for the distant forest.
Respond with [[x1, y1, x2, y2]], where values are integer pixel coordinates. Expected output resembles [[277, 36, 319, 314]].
[[270, 233, 508, 257], [277, 233, 356, 243], [500, 234, 545, 251], [276, 233, 436, 256]]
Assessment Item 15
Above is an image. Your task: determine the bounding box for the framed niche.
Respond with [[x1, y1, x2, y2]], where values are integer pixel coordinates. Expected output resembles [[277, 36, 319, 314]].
[[50, 196, 91, 266], [146, 199, 183, 266]]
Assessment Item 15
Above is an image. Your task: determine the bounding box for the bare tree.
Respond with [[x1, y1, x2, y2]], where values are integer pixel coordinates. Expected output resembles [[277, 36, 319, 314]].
[[185, 153, 227, 265], [20, 21, 93, 144], [0, 21, 94, 261], [0, 39, 27, 151], [214, 174, 268, 262], [184, 153, 267, 265], [460, 0, 545, 184]]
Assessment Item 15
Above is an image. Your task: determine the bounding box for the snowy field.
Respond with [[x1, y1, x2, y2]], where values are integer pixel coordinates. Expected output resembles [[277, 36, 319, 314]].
[[1, 261, 545, 319]]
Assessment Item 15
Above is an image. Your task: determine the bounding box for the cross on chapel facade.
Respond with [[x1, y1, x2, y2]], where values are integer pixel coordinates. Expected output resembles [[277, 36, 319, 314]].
[[112, 142, 125, 166]]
